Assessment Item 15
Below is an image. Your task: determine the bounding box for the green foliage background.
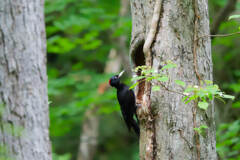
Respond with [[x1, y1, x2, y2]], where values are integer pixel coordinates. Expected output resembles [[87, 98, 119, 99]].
[[45, 0, 240, 159]]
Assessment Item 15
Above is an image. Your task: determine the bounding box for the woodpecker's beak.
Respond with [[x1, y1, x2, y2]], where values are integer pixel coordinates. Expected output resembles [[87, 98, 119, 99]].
[[118, 70, 125, 78]]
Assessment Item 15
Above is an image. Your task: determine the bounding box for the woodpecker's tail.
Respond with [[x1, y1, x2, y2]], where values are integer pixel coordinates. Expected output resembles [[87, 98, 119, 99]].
[[123, 116, 140, 137], [130, 118, 140, 137]]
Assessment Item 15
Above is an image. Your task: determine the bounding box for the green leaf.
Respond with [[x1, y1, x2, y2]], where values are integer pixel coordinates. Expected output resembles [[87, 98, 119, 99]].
[[200, 125, 208, 129], [129, 82, 139, 89], [198, 101, 209, 110], [205, 80, 213, 85], [143, 68, 155, 74], [131, 76, 145, 81], [184, 86, 195, 93], [205, 84, 219, 94], [194, 125, 208, 135], [232, 101, 240, 108], [52, 153, 71, 160], [157, 76, 168, 82], [222, 94, 235, 100], [182, 96, 189, 102], [175, 80, 186, 87], [161, 63, 177, 70], [184, 95, 197, 104], [152, 86, 160, 91], [146, 76, 155, 81], [194, 127, 201, 133], [229, 83, 240, 92], [229, 14, 240, 20]]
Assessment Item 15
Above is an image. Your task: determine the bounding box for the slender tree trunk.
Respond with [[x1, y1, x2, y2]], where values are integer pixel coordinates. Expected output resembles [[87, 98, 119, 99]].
[[211, 0, 237, 35], [77, 1, 130, 159], [130, 0, 217, 159], [77, 50, 122, 160], [0, 1, 51, 160], [77, 107, 99, 160], [117, 0, 132, 75]]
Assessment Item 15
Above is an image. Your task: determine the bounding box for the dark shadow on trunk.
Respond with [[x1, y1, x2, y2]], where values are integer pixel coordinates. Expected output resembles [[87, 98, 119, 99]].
[[132, 42, 146, 104]]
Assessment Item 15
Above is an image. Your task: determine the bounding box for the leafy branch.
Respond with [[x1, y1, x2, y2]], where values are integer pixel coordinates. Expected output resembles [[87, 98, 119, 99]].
[[131, 62, 235, 114], [183, 81, 235, 111], [130, 60, 176, 89]]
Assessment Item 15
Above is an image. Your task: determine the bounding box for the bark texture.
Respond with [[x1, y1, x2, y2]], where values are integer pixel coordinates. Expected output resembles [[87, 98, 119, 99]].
[[0, 1, 51, 160], [130, 0, 217, 159]]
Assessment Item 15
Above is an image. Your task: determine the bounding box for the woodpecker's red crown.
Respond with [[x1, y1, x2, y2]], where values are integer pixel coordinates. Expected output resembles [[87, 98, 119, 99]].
[[109, 70, 125, 87]]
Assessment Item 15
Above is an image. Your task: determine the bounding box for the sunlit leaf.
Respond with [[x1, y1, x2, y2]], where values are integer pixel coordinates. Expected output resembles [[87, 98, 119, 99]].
[[229, 14, 240, 20], [175, 80, 186, 87], [157, 76, 168, 82], [132, 76, 145, 81], [184, 86, 195, 93], [129, 82, 139, 89], [222, 94, 235, 100], [184, 95, 196, 104], [161, 63, 177, 70], [205, 84, 219, 94], [182, 96, 189, 102], [152, 86, 160, 91], [205, 80, 213, 85], [198, 101, 208, 110]]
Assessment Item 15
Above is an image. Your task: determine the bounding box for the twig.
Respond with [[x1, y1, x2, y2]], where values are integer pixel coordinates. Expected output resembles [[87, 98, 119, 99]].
[[197, 32, 240, 41], [192, 1, 202, 83], [158, 82, 185, 96], [178, 129, 193, 150], [135, 78, 185, 96]]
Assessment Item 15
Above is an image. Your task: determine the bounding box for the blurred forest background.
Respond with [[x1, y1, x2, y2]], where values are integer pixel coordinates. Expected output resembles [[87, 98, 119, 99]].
[[45, 0, 240, 160]]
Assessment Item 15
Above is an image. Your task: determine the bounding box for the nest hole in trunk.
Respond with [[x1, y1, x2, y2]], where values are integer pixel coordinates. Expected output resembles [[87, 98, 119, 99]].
[[132, 42, 146, 104]]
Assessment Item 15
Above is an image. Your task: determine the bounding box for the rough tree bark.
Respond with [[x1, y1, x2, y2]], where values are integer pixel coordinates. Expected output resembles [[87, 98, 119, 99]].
[[130, 0, 217, 160], [0, 1, 51, 160]]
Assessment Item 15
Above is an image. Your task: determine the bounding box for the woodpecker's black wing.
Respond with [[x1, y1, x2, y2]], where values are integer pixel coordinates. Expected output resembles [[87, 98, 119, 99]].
[[128, 89, 140, 136], [117, 84, 139, 136], [129, 89, 138, 121]]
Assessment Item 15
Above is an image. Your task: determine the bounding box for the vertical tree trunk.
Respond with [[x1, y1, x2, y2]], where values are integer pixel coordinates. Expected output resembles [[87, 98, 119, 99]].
[[0, 1, 51, 160], [77, 1, 130, 160], [77, 107, 99, 160], [130, 0, 217, 159]]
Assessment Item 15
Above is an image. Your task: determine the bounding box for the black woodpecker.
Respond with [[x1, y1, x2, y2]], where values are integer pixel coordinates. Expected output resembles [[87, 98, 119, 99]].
[[109, 71, 140, 136]]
